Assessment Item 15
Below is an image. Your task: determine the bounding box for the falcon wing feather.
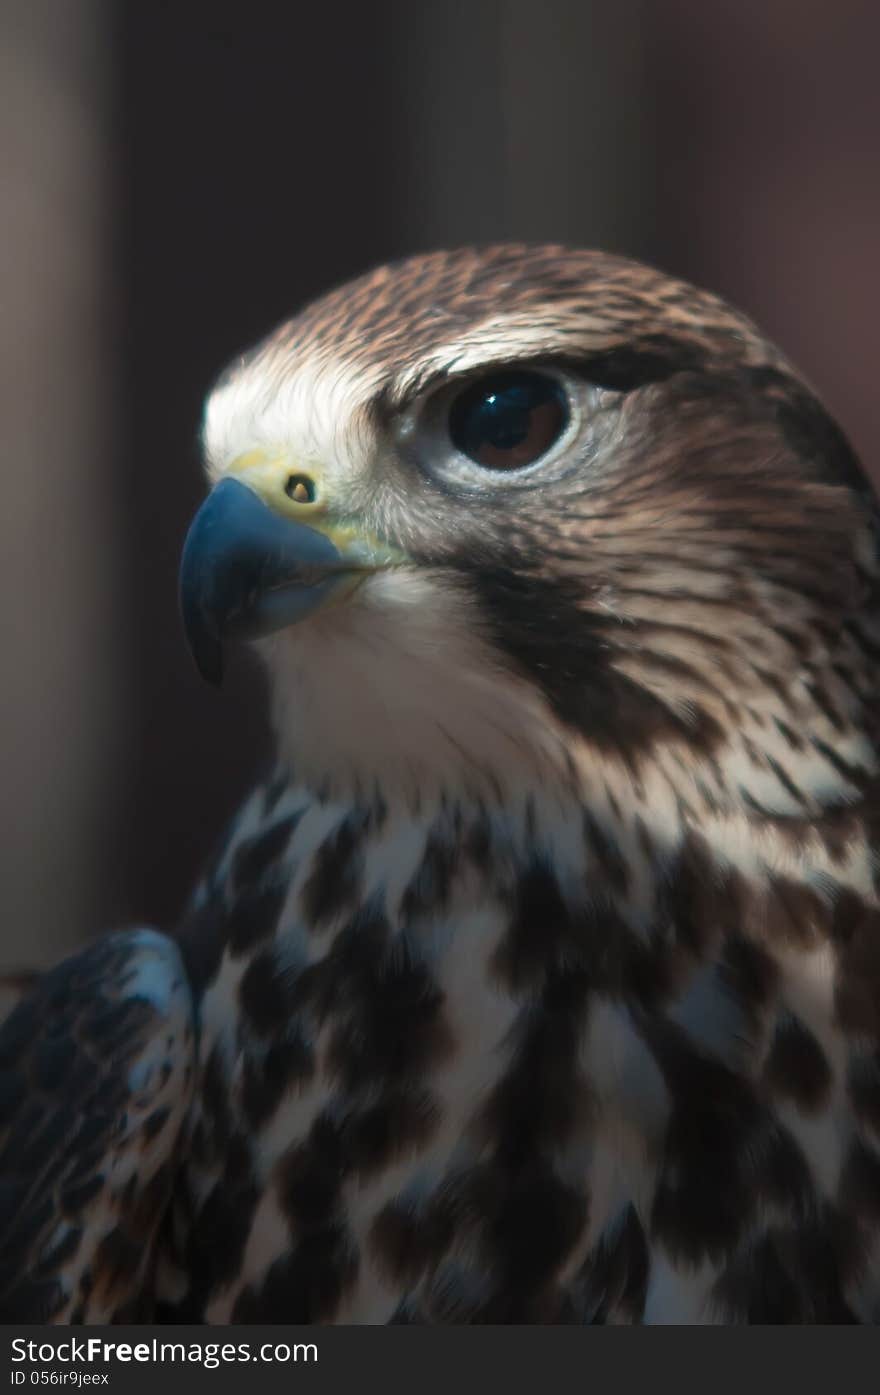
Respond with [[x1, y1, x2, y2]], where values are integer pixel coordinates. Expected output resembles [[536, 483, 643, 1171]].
[[0, 929, 195, 1322]]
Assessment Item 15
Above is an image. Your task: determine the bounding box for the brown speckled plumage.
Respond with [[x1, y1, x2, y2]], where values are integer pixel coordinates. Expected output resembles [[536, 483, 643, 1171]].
[[3, 246, 880, 1323]]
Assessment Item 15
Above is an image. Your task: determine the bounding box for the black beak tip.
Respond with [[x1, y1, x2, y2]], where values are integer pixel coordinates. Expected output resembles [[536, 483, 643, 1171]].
[[193, 631, 225, 687], [179, 561, 224, 685], [179, 560, 224, 688], [178, 481, 249, 686], [180, 589, 225, 686]]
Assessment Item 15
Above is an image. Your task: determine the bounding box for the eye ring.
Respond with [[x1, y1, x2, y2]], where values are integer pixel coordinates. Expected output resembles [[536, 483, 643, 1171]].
[[448, 369, 570, 471]]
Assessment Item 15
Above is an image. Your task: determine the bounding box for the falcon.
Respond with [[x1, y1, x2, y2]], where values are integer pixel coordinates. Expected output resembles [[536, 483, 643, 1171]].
[[2, 245, 880, 1325]]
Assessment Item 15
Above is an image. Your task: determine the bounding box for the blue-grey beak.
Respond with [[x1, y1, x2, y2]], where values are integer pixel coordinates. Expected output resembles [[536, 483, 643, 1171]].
[[179, 477, 352, 685]]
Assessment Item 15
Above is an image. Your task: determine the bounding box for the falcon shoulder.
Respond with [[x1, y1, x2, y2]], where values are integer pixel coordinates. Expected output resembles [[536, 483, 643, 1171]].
[[0, 929, 195, 1322]]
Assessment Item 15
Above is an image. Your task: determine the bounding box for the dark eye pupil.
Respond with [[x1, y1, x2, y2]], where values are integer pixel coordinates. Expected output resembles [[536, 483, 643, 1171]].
[[449, 371, 569, 470]]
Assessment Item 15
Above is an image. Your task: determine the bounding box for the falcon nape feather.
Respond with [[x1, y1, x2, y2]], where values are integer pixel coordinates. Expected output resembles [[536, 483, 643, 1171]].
[[3, 246, 880, 1324]]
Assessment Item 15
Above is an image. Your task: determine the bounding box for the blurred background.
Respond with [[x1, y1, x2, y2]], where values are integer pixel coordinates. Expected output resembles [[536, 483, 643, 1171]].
[[1, 0, 878, 970]]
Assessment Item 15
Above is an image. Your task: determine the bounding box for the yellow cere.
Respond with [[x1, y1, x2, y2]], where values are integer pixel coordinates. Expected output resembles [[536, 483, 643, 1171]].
[[226, 450, 329, 521]]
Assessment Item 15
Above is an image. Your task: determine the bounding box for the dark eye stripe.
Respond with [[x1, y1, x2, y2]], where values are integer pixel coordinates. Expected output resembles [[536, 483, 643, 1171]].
[[449, 371, 569, 471], [575, 340, 706, 392]]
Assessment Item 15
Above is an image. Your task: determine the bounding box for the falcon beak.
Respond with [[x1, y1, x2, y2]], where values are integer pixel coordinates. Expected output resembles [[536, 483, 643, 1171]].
[[179, 453, 401, 685]]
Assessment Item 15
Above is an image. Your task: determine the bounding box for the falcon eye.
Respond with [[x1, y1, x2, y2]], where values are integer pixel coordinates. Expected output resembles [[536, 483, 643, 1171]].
[[448, 370, 569, 470]]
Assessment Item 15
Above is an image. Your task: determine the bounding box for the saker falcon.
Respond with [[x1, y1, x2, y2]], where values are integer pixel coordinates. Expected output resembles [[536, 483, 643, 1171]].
[[2, 245, 880, 1325]]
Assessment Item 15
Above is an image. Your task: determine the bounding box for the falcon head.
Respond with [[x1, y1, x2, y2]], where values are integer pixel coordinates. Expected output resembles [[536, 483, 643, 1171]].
[[180, 246, 874, 812]]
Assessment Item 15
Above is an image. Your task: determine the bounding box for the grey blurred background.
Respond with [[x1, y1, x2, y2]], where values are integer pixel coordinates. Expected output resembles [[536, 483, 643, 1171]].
[[1, 0, 878, 970]]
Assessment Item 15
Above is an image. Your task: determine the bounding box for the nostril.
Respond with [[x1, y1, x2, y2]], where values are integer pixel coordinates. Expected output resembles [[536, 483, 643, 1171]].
[[285, 473, 317, 504]]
